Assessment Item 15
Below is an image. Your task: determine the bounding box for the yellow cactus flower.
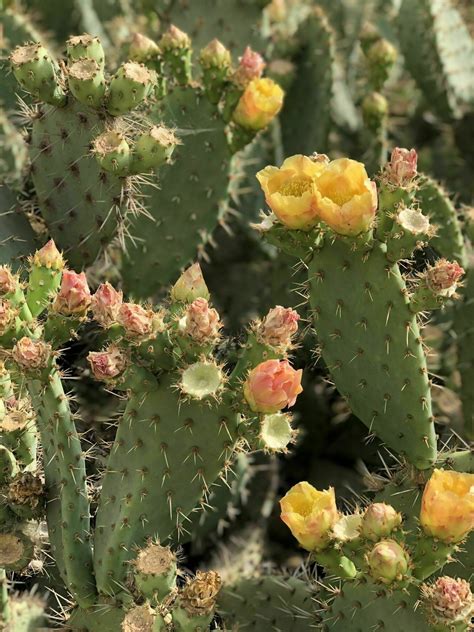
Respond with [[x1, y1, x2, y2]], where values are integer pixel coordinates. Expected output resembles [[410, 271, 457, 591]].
[[280, 481, 339, 551], [313, 157, 378, 236], [420, 469, 474, 543], [256, 155, 326, 230], [232, 78, 284, 131]]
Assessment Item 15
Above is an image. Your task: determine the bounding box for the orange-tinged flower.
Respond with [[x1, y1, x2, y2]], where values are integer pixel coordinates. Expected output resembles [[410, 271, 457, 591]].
[[420, 469, 474, 543], [313, 158, 378, 236], [232, 78, 284, 131], [280, 482, 339, 551], [256, 155, 326, 230], [244, 359, 302, 414]]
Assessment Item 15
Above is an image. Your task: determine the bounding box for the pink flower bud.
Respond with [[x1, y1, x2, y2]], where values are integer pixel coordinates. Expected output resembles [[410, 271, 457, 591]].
[[91, 283, 123, 327], [367, 539, 410, 584], [234, 46, 266, 87], [361, 503, 402, 541], [88, 346, 127, 382], [259, 306, 299, 348], [422, 576, 473, 625], [0, 267, 17, 295], [425, 259, 464, 297], [32, 240, 64, 270], [386, 148, 418, 187], [184, 298, 221, 343], [53, 270, 91, 316], [200, 39, 231, 69], [244, 359, 303, 414], [12, 337, 51, 370], [0, 300, 15, 335], [160, 25, 191, 51], [119, 303, 153, 337]]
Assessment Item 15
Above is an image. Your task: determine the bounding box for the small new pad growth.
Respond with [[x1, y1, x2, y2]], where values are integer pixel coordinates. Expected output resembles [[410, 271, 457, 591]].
[[180, 361, 224, 399], [93, 131, 131, 176]]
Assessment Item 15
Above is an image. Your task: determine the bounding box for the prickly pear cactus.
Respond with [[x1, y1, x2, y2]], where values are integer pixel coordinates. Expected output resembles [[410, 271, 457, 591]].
[[0, 184, 37, 268]]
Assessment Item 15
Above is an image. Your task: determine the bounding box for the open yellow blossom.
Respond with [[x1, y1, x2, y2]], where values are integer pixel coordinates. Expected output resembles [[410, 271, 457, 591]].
[[280, 481, 339, 551], [232, 78, 284, 131], [420, 469, 474, 543], [313, 158, 378, 236], [256, 155, 326, 230]]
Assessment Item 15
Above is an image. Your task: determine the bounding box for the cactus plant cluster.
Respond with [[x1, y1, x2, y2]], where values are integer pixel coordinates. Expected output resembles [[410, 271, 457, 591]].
[[0, 1, 473, 631]]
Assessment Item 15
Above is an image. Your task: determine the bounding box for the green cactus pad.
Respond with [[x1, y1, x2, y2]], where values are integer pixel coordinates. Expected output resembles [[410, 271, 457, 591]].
[[455, 269, 474, 440], [320, 579, 430, 631], [308, 237, 437, 469], [218, 575, 318, 631], [93, 369, 240, 595], [29, 100, 127, 268], [0, 184, 37, 269], [398, 0, 474, 120], [122, 86, 231, 296]]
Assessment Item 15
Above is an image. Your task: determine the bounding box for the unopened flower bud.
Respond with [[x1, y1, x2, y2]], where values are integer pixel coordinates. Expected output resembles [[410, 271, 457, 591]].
[[233, 46, 266, 87], [178, 571, 222, 618], [119, 303, 153, 338], [184, 298, 220, 343], [422, 576, 473, 626], [171, 263, 210, 303], [244, 359, 303, 413], [88, 346, 127, 382], [361, 503, 402, 541], [200, 39, 231, 69], [233, 78, 284, 131], [362, 92, 388, 132], [0, 300, 15, 335], [32, 240, 64, 270], [367, 539, 410, 584], [420, 469, 474, 543], [280, 482, 339, 551], [91, 282, 123, 327], [160, 25, 191, 51], [425, 259, 464, 297], [386, 148, 418, 187], [129, 33, 160, 62], [53, 270, 91, 316], [12, 337, 51, 371], [366, 39, 397, 88], [0, 267, 17, 295], [258, 306, 299, 348]]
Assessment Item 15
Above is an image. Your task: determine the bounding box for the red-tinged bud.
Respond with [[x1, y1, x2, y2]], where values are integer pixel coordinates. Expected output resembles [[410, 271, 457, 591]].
[[386, 147, 418, 187], [0, 300, 15, 335], [422, 576, 473, 626], [91, 282, 123, 327], [0, 267, 17, 295], [32, 240, 64, 270], [258, 306, 299, 348], [160, 25, 191, 51], [53, 270, 91, 316], [234, 46, 266, 87], [12, 337, 51, 371], [244, 359, 303, 414], [425, 259, 464, 297], [119, 303, 153, 338], [367, 540, 410, 584], [88, 346, 127, 382], [361, 503, 402, 541], [184, 298, 221, 343]]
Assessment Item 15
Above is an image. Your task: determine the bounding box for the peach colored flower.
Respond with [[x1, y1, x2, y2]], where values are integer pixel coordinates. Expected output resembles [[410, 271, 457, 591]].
[[0, 267, 16, 295], [313, 158, 378, 236], [184, 298, 221, 343], [420, 469, 474, 543], [91, 282, 123, 327], [232, 78, 284, 131], [119, 303, 153, 337], [280, 482, 339, 551], [387, 147, 418, 186], [12, 337, 51, 370], [53, 270, 91, 316], [259, 306, 299, 348], [0, 300, 15, 334], [425, 260, 464, 297], [257, 155, 326, 230], [244, 359, 302, 413], [88, 346, 127, 381]]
